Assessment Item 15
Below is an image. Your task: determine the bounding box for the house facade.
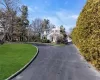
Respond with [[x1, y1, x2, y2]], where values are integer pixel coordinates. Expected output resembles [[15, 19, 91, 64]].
[[41, 29, 50, 39], [41, 27, 63, 43]]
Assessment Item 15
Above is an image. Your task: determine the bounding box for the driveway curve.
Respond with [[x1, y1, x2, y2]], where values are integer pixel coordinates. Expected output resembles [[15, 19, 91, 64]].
[[12, 43, 100, 80]]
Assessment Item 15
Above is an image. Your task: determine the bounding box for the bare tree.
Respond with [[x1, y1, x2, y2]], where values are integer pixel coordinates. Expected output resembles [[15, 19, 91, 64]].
[[0, 0, 19, 11], [42, 19, 50, 30], [30, 18, 43, 34], [0, 0, 20, 41]]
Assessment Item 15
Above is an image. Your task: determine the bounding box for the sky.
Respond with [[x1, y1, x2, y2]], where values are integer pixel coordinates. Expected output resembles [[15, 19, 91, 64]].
[[21, 0, 86, 32]]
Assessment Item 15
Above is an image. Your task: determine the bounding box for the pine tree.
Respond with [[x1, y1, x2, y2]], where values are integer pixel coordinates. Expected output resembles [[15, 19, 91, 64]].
[[21, 5, 29, 41]]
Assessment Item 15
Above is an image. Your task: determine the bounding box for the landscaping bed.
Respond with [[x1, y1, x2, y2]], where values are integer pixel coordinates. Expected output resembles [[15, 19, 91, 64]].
[[0, 43, 37, 80]]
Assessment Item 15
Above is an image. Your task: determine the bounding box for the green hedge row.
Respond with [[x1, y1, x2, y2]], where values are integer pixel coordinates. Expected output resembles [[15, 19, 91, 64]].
[[71, 0, 100, 70]]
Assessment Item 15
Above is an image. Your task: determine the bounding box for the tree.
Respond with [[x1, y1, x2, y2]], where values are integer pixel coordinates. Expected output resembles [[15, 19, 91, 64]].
[[0, 0, 19, 12], [20, 5, 29, 41], [0, 0, 19, 41], [13, 16, 23, 41], [60, 25, 67, 40], [30, 18, 55, 42], [30, 18, 43, 35], [71, 0, 100, 70], [42, 19, 50, 30], [0, 1, 30, 42]]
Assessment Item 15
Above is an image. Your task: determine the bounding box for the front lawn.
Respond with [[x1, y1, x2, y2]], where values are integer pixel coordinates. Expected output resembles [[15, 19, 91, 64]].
[[0, 43, 37, 80], [50, 43, 66, 46]]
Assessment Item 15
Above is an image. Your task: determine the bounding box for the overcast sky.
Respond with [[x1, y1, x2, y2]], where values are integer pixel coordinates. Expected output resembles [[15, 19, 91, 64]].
[[21, 0, 86, 32]]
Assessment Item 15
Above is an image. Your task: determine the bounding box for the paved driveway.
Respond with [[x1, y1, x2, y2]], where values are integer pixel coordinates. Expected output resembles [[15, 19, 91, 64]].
[[12, 43, 100, 80]]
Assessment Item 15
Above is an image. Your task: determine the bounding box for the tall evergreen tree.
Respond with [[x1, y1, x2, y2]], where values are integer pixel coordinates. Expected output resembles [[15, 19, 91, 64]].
[[42, 19, 50, 30], [60, 25, 67, 40], [21, 5, 29, 41]]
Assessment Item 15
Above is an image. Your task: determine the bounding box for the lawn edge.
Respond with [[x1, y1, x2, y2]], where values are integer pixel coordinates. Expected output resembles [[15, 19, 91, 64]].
[[27, 42, 66, 47], [5, 45, 39, 80]]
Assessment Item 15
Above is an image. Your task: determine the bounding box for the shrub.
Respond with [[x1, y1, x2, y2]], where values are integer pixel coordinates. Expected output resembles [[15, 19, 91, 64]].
[[71, 0, 100, 70], [0, 40, 4, 45], [41, 39, 51, 43], [32, 36, 41, 42], [57, 37, 68, 44]]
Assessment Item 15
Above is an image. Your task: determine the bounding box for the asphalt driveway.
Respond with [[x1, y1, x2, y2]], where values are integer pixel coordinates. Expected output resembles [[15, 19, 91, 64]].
[[12, 43, 100, 80]]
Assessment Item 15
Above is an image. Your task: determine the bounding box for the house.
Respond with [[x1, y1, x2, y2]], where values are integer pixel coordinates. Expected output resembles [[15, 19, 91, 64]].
[[41, 27, 63, 43], [41, 29, 50, 39], [48, 27, 63, 43]]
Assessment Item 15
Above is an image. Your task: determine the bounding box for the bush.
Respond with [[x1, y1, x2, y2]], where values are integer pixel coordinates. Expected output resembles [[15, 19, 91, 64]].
[[32, 36, 41, 42], [41, 39, 51, 43], [0, 40, 4, 45], [71, 0, 100, 70], [57, 38, 68, 44]]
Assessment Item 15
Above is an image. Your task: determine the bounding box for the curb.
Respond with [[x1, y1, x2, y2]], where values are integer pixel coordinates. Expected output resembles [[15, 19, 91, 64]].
[[73, 44, 100, 75], [5, 45, 39, 80]]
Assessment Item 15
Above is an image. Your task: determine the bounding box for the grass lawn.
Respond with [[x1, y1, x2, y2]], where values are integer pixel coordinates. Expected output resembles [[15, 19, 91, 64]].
[[50, 43, 66, 46], [0, 43, 37, 80]]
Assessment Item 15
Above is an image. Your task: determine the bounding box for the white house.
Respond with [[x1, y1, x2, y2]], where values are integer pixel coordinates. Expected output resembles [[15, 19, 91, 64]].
[[41, 29, 50, 39], [41, 27, 63, 43]]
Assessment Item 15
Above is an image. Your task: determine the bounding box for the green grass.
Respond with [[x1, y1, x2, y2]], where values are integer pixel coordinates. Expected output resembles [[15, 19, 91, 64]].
[[0, 43, 37, 80], [50, 43, 66, 46]]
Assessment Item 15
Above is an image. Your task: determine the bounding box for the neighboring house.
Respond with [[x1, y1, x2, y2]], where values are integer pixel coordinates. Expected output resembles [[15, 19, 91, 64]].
[[41, 27, 63, 43]]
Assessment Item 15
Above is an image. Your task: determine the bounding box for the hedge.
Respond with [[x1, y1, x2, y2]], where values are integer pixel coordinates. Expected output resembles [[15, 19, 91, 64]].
[[71, 0, 100, 70]]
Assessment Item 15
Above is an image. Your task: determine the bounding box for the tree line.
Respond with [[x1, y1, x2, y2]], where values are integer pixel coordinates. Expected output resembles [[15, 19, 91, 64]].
[[0, 0, 67, 43], [0, 0, 29, 42], [0, 0, 52, 42], [27, 18, 55, 42]]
